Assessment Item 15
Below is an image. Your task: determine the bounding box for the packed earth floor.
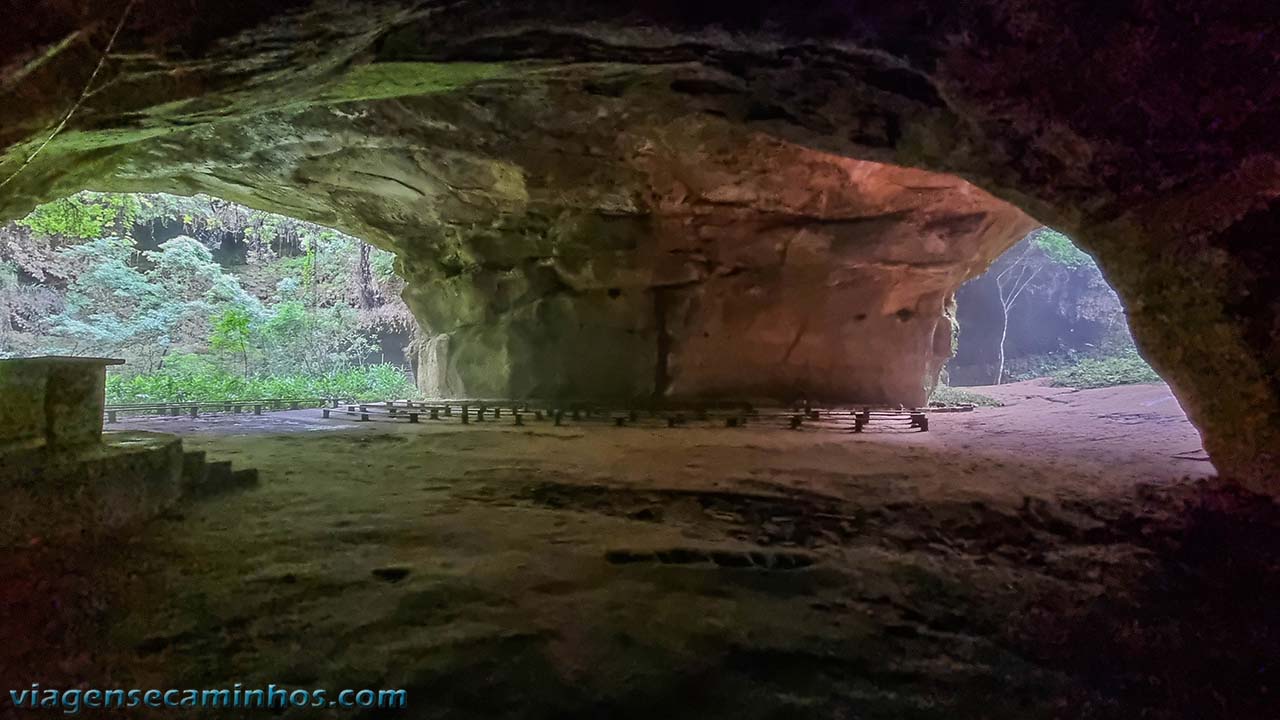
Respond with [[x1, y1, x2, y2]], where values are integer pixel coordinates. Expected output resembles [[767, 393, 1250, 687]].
[[5, 381, 1279, 719]]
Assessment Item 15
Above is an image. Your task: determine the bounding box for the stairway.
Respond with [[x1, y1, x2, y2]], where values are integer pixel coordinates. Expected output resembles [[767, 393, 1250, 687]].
[[180, 450, 259, 498]]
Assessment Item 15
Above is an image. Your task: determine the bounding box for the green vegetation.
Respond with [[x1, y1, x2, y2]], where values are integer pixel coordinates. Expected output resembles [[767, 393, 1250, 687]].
[[1001, 339, 1161, 390], [929, 384, 1002, 407], [1031, 227, 1094, 269], [315, 62, 511, 103], [19, 193, 140, 239], [210, 306, 253, 375], [1048, 349, 1161, 389], [1, 191, 420, 401], [106, 356, 416, 404]]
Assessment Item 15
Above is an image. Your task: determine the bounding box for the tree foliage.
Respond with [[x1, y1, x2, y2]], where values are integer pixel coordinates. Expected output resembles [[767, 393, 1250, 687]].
[[0, 191, 418, 397], [209, 306, 253, 375], [1032, 227, 1094, 269], [18, 193, 139, 239], [38, 235, 258, 370]]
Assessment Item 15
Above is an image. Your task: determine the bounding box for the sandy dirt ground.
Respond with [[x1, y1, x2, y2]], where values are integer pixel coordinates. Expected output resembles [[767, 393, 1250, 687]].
[[4, 381, 1277, 719]]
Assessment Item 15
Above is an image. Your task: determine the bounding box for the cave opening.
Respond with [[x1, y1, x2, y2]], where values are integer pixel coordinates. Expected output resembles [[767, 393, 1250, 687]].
[[0, 191, 424, 395], [2, 2, 1279, 718], [941, 225, 1156, 392]]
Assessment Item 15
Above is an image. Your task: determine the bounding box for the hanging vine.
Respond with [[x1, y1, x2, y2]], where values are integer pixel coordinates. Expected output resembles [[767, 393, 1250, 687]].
[[0, 0, 138, 191]]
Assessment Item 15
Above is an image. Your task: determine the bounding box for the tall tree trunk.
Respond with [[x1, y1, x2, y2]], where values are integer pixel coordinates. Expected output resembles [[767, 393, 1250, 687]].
[[356, 243, 376, 310], [0, 295, 10, 347], [996, 309, 1009, 385]]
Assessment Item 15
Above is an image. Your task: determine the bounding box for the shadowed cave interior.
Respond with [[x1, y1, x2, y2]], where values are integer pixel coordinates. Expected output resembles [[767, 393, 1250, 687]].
[[1, 2, 1279, 718]]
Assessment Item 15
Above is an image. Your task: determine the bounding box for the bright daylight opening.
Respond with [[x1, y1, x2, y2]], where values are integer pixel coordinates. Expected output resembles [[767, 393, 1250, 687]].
[[2, 192, 420, 403]]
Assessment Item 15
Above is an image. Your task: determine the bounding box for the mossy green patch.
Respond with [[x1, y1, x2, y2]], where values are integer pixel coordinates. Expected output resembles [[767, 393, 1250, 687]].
[[314, 62, 512, 104], [930, 384, 1002, 407], [34, 125, 183, 154]]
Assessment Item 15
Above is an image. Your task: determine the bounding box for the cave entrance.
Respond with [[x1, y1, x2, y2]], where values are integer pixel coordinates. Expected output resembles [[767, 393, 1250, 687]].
[[0, 192, 423, 404], [922, 223, 1213, 478], [942, 226, 1155, 391]]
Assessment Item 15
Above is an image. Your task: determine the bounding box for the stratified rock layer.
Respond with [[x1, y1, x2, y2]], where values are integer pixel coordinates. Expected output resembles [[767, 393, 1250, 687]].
[[399, 129, 1033, 404], [0, 1, 1277, 490]]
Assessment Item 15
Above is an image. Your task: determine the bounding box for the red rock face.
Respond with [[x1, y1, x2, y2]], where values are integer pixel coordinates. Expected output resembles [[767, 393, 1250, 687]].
[[0, 1, 1276, 490], [404, 123, 1032, 406], [632, 132, 1033, 403]]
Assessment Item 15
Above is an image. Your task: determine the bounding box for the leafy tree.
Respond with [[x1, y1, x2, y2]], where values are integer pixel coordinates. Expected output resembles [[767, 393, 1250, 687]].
[[4, 191, 417, 395], [257, 301, 377, 376], [18, 193, 139, 239], [210, 306, 253, 376], [41, 235, 260, 370]]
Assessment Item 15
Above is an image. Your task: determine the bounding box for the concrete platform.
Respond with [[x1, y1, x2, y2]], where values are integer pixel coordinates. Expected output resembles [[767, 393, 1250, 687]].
[[0, 431, 183, 548]]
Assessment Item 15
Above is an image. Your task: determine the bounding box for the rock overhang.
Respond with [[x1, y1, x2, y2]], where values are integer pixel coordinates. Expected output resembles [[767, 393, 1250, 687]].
[[1, 0, 1278, 490]]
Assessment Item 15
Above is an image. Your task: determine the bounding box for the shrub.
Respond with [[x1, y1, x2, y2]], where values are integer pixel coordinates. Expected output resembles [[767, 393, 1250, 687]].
[[1049, 349, 1161, 389], [106, 360, 418, 404], [929, 384, 1003, 407]]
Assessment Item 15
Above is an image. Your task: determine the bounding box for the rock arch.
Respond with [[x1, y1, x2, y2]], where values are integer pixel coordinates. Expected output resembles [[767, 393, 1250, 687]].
[[2, 1, 1277, 491]]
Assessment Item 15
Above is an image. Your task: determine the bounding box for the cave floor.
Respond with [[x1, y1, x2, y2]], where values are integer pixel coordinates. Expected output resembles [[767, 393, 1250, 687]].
[[10, 381, 1280, 719]]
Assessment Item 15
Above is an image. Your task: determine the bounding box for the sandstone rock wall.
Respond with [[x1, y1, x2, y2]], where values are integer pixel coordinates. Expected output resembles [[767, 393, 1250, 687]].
[[400, 130, 1033, 403]]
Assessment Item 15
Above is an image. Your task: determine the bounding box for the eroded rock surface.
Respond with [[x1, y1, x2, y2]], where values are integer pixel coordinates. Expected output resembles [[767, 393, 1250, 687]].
[[9, 404, 1270, 719], [1, 1, 1277, 488]]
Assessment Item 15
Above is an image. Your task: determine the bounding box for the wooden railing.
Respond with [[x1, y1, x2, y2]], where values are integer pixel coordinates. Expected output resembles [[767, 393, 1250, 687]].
[[103, 397, 355, 423]]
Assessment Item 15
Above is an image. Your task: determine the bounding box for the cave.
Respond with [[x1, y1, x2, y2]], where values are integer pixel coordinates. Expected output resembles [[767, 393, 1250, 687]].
[[1, 2, 1278, 718]]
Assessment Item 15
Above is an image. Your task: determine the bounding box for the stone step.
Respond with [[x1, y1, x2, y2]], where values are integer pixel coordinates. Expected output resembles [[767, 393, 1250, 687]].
[[182, 455, 261, 500], [194, 460, 234, 497], [180, 450, 207, 494], [230, 468, 259, 488]]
